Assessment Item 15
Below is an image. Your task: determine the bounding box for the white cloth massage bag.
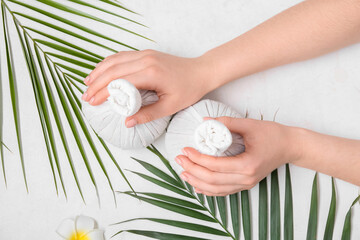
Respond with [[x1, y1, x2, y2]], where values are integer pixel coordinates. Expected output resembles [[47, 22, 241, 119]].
[[165, 99, 246, 173], [82, 79, 171, 149]]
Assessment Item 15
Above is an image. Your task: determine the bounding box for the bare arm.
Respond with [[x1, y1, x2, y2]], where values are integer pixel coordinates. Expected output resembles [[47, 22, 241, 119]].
[[204, 0, 360, 89], [84, 0, 360, 126], [294, 127, 360, 186], [176, 118, 360, 196]]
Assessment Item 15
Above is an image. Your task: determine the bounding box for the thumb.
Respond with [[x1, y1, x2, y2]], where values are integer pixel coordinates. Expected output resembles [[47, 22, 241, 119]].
[[211, 116, 254, 136], [125, 98, 171, 127]]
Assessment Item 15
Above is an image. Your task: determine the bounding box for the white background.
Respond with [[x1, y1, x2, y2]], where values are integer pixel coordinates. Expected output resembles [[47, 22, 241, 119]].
[[0, 0, 359, 239]]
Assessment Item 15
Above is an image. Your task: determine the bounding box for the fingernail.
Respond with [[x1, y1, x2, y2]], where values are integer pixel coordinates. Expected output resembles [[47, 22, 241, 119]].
[[175, 156, 182, 165], [180, 173, 188, 182], [126, 118, 137, 128], [181, 148, 188, 157], [84, 76, 90, 84], [82, 92, 88, 100], [89, 97, 95, 104], [203, 117, 214, 121], [194, 188, 202, 194]]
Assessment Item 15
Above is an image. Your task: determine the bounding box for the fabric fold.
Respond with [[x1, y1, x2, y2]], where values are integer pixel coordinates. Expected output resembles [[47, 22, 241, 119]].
[[82, 79, 171, 149]]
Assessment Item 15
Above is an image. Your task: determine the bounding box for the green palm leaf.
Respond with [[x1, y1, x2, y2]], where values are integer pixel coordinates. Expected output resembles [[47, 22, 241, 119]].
[[216, 196, 227, 228], [307, 173, 319, 240], [0, 33, 5, 187], [323, 177, 337, 240], [122, 152, 237, 239], [2, 3, 28, 192], [8, 0, 139, 50], [284, 164, 294, 240], [1, 0, 144, 202], [121, 192, 216, 223], [270, 169, 280, 240], [34, 0, 151, 41], [122, 191, 205, 210], [127, 170, 192, 198], [229, 193, 240, 239], [131, 157, 183, 188], [66, 0, 147, 27], [113, 218, 228, 236], [241, 190, 251, 240], [114, 144, 359, 240], [113, 230, 210, 240], [259, 178, 268, 240], [341, 195, 360, 240], [16, 27, 62, 196], [206, 196, 216, 215]]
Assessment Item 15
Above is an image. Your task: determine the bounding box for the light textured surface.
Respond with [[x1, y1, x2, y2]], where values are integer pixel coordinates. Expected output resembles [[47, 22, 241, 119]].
[[82, 79, 170, 149], [0, 0, 359, 240], [166, 100, 245, 173]]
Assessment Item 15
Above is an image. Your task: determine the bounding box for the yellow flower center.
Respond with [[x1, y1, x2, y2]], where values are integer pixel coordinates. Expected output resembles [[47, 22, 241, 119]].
[[69, 231, 90, 240]]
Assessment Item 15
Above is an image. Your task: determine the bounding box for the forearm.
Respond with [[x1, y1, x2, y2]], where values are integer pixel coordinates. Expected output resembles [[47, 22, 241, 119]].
[[292, 127, 360, 186], [201, 0, 360, 90]]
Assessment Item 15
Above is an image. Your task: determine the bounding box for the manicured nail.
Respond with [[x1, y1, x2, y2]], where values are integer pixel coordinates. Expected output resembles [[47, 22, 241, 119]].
[[82, 92, 88, 100], [175, 156, 183, 166], [180, 173, 188, 182], [84, 76, 90, 84], [126, 118, 137, 128], [181, 148, 188, 157], [89, 97, 95, 104]]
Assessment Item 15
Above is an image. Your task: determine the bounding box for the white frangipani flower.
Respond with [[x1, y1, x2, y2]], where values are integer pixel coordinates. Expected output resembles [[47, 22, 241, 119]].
[[56, 215, 105, 240]]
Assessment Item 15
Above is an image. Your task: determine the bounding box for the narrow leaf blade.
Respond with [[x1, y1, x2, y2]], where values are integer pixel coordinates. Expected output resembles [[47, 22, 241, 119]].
[[284, 164, 294, 240], [306, 173, 318, 240]]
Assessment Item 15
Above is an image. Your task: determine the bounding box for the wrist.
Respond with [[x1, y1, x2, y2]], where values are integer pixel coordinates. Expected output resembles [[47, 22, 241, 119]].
[[197, 50, 228, 93], [287, 126, 312, 164]]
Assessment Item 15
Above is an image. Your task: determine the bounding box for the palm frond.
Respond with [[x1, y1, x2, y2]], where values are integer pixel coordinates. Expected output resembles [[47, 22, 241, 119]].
[[115, 148, 237, 240], [0, 0, 147, 203], [112, 143, 356, 240]]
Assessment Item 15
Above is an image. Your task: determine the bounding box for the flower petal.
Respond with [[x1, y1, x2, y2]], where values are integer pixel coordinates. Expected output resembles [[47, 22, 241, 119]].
[[75, 215, 96, 232], [86, 230, 105, 240], [56, 218, 75, 239]]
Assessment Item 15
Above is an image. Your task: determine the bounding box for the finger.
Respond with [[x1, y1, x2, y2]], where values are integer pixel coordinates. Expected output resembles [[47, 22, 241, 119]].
[[182, 147, 251, 174], [176, 155, 255, 186], [85, 50, 153, 85], [122, 67, 159, 91], [197, 188, 244, 196], [87, 87, 109, 106], [180, 171, 242, 196], [125, 96, 175, 127], [83, 60, 149, 102], [213, 116, 256, 136], [85, 67, 158, 105]]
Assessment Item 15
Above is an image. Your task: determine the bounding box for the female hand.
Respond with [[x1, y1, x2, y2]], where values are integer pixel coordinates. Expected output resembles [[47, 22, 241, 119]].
[[175, 116, 302, 196], [82, 50, 216, 128]]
